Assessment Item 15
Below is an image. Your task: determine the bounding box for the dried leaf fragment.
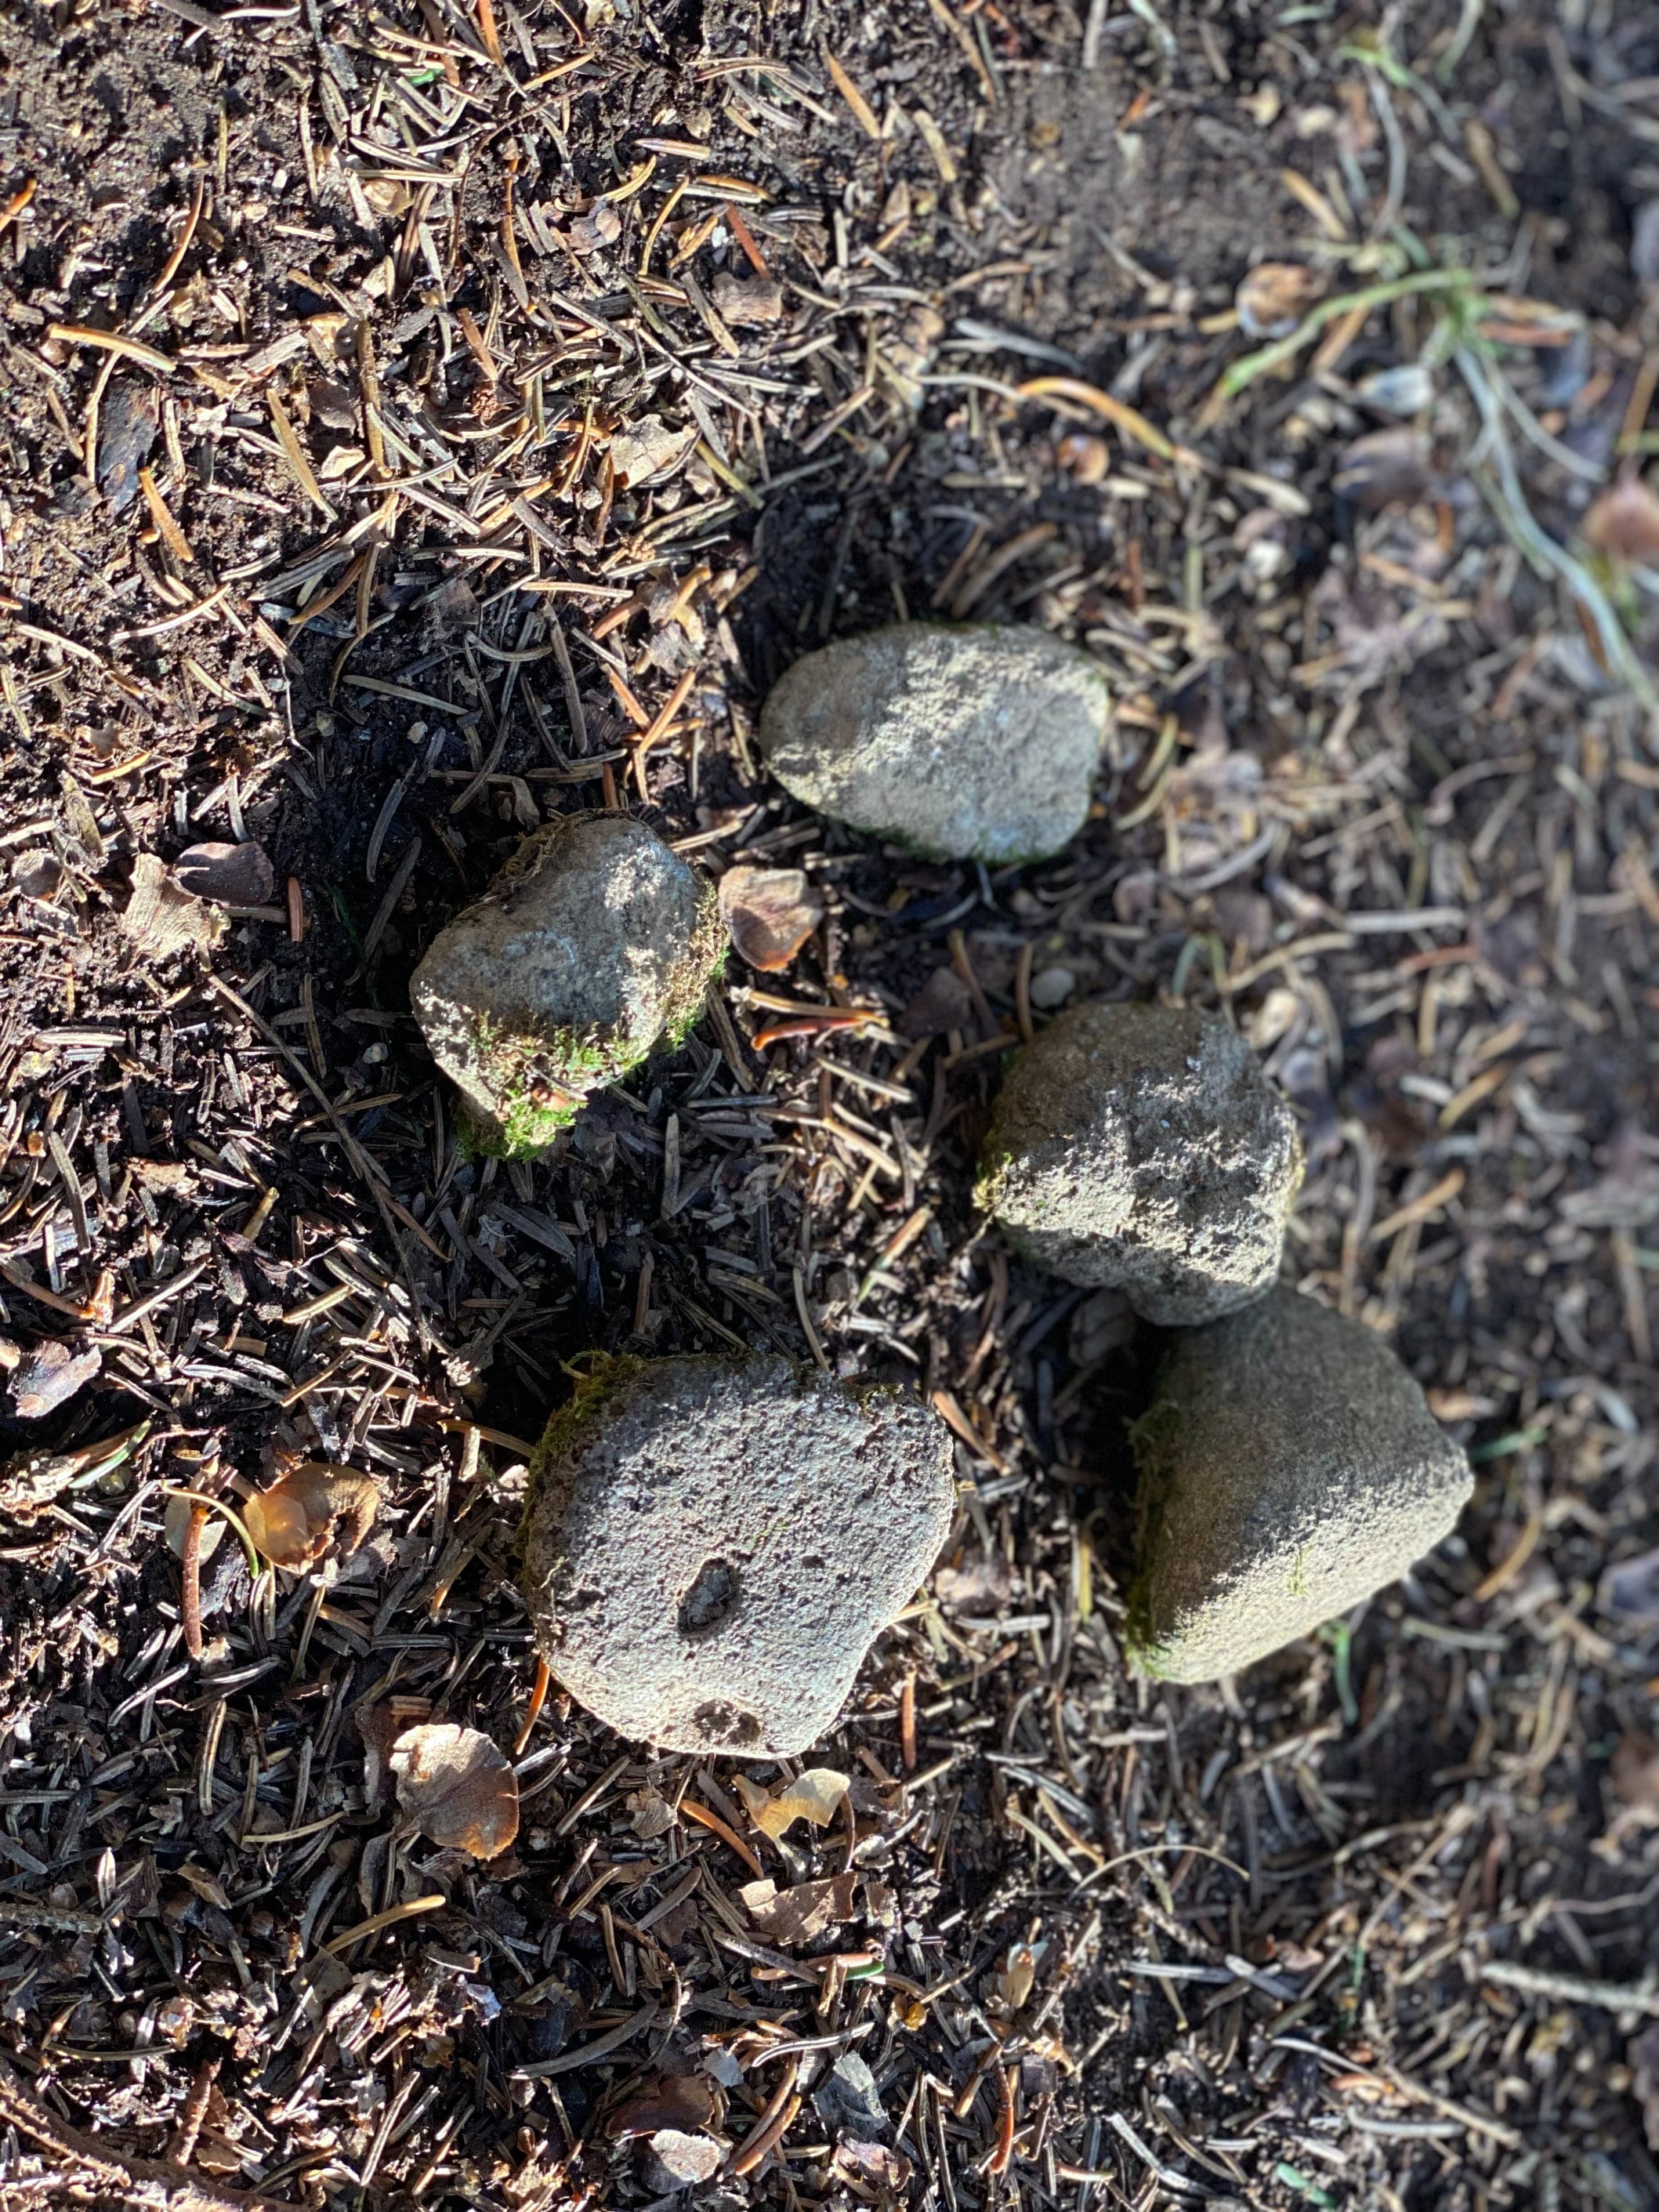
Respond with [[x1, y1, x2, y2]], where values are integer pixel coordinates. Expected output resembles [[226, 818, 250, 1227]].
[[241, 1463, 379, 1567], [609, 2072, 717, 2140], [1585, 475, 1659, 566], [172, 841, 276, 906], [422, 578, 482, 644], [835, 2141, 914, 2191], [732, 1767, 850, 1837], [712, 273, 783, 326], [568, 201, 621, 254], [718, 865, 824, 972], [739, 1871, 857, 1942], [608, 415, 698, 488], [390, 1721, 520, 1857], [1235, 261, 1326, 339], [9, 1338, 101, 1420], [121, 853, 226, 959]]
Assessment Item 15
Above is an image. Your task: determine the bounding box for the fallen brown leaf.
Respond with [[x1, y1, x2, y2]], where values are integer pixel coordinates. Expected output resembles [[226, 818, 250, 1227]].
[[834, 2140, 914, 2191], [608, 2072, 717, 2139], [740, 1872, 857, 1944], [712, 272, 784, 326], [241, 1463, 379, 1568], [390, 1721, 519, 1857], [732, 1768, 850, 1837], [718, 864, 824, 971], [121, 852, 225, 959]]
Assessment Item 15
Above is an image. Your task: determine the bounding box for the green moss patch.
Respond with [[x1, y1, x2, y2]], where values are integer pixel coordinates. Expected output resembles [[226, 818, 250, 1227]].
[[516, 1353, 650, 1583], [462, 880, 725, 1159]]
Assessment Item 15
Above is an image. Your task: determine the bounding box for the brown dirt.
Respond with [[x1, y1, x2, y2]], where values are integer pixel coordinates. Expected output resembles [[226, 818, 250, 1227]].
[[2, 0, 1659, 2207]]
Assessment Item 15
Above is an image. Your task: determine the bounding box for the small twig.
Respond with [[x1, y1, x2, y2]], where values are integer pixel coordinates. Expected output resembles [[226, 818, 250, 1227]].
[[514, 1653, 552, 1757], [179, 1502, 208, 1660], [0, 2054, 292, 2211], [1482, 1960, 1659, 2018], [168, 2057, 221, 2170]]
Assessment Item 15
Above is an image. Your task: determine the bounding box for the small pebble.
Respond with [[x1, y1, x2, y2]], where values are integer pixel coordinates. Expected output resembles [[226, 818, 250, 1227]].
[[1027, 965, 1075, 1010]]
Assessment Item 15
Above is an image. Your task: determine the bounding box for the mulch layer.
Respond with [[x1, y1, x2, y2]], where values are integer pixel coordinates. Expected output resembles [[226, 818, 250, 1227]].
[[2, 0, 1659, 2207]]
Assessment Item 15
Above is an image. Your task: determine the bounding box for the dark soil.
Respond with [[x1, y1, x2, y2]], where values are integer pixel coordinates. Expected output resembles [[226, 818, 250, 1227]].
[[2, 0, 1659, 2207]]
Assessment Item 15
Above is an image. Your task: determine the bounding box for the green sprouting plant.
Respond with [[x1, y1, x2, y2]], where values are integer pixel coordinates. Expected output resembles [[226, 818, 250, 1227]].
[[1216, 259, 1659, 734]]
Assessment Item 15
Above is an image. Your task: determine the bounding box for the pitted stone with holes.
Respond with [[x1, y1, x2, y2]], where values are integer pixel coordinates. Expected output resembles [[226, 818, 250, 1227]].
[[518, 1354, 956, 1756], [977, 999, 1304, 1325]]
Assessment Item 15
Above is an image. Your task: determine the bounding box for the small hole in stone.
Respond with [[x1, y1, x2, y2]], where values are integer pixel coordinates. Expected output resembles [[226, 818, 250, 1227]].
[[678, 1557, 741, 1637], [694, 1699, 761, 1746]]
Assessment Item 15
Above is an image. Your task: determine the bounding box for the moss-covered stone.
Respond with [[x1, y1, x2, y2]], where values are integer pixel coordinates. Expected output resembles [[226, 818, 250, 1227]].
[[411, 812, 723, 1158], [1126, 1287, 1471, 1683]]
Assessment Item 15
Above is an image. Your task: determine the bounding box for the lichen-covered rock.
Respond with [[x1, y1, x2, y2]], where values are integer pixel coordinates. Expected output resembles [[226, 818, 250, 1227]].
[[1129, 1286, 1472, 1683], [976, 1000, 1302, 1325], [410, 812, 723, 1156], [758, 622, 1110, 863], [519, 1354, 955, 1756]]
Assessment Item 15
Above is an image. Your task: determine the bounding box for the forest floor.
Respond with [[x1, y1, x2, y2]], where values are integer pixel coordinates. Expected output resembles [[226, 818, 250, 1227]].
[[2, 0, 1658, 2207]]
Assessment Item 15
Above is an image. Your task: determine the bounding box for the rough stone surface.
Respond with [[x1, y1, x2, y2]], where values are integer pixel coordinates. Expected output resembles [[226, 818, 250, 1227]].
[[1130, 1286, 1472, 1683], [519, 1354, 955, 1756], [757, 622, 1110, 862], [410, 813, 723, 1156], [976, 1000, 1303, 1325]]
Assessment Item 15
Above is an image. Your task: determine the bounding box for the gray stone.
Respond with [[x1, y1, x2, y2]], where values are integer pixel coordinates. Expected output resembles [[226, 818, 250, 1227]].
[[1130, 1286, 1472, 1683], [519, 1354, 954, 1756], [757, 622, 1110, 863], [976, 1000, 1302, 1325], [410, 812, 723, 1157]]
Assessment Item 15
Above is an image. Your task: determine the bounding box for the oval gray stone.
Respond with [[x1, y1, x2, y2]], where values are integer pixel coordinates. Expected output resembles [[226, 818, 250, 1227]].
[[410, 812, 723, 1157], [1129, 1286, 1472, 1683], [518, 1354, 955, 1756], [757, 622, 1110, 863], [976, 1000, 1303, 1325]]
